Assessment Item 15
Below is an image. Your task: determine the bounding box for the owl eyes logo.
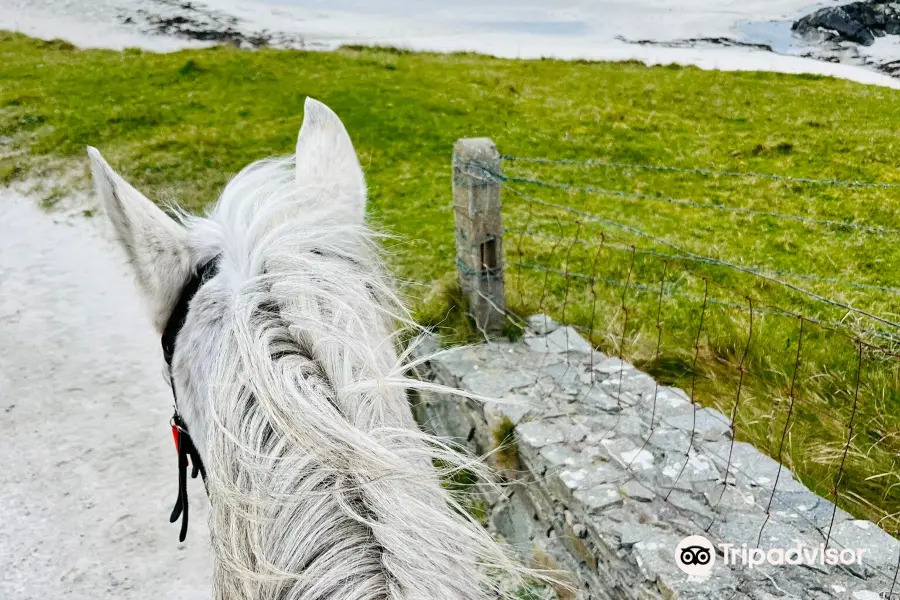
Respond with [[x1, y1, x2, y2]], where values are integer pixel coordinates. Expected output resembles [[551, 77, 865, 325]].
[[680, 545, 711, 566], [675, 535, 716, 576]]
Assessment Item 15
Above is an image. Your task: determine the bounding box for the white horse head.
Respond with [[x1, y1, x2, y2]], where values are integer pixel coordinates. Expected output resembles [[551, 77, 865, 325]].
[[87, 98, 527, 599]]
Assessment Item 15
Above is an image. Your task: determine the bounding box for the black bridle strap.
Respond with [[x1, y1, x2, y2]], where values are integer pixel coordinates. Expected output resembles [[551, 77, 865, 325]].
[[169, 412, 206, 542], [162, 257, 219, 543], [162, 259, 218, 366]]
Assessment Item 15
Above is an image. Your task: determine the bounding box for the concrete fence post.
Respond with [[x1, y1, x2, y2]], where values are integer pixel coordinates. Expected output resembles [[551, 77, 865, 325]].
[[452, 138, 506, 332]]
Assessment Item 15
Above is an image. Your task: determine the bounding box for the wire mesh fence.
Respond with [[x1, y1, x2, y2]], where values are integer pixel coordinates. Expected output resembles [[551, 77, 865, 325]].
[[450, 138, 900, 592]]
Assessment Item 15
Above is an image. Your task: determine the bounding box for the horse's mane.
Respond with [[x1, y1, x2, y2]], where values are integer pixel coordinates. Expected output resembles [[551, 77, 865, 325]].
[[185, 158, 524, 600]]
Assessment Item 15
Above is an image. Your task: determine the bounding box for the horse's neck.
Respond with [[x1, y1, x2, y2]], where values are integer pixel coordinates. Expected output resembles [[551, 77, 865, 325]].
[[207, 299, 418, 599], [198, 192, 509, 598], [271, 278, 415, 431]]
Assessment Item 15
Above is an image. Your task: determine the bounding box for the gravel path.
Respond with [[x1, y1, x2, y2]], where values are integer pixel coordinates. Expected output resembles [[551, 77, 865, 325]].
[[0, 190, 211, 599]]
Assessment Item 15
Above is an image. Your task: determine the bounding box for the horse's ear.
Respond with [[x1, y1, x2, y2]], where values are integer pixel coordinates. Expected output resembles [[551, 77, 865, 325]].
[[87, 147, 192, 333], [296, 97, 366, 222]]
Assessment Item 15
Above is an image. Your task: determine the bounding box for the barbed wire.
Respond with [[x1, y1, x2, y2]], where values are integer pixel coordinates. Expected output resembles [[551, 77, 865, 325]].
[[509, 260, 900, 347], [510, 234, 900, 357], [457, 158, 900, 328], [486, 175, 900, 330], [505, 227, 900, 296], [501, 154, 900, 190], [453, 151, 900, 588], [660, 244, 900, 360], [495, 172, 900, 236]]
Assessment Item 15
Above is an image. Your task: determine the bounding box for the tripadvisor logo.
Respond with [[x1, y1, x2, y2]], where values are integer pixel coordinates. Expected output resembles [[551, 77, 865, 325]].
[[675, 535, 867, 576], [675, 535, 715, 576]]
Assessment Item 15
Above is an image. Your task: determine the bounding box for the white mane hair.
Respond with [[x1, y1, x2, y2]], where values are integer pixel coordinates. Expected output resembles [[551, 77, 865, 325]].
[[87, 98, 534, 600]]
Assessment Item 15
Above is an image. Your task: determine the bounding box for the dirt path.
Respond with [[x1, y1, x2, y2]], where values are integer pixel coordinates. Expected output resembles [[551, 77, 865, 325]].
[[0, 190, 211, 599]]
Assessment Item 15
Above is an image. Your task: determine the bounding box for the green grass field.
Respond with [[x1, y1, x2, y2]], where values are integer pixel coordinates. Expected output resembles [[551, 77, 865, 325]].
[[2, 31, 900, 533]]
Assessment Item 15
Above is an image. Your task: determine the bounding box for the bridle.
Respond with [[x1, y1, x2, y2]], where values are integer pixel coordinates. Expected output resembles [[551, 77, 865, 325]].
[[161, 257, 219, 542]]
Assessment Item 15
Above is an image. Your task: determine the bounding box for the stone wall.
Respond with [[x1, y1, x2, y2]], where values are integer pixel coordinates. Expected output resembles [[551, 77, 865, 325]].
[[412, 315, 898, 600]]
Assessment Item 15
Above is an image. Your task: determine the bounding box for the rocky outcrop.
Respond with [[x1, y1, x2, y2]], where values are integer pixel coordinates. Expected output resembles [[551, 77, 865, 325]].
[[121, 0, 308, 49], [793, 1, 900, 46]]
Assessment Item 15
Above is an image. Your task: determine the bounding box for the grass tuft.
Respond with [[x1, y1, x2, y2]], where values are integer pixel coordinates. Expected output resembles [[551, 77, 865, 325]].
[[39, 186, 65, 209], [492, 416, 519, 471], [0, 162, 21, 185], [37, 38, 75, 51], [435, 459, 489, 525], [412, 273, 480, 346], [178, 59, 202, 77]]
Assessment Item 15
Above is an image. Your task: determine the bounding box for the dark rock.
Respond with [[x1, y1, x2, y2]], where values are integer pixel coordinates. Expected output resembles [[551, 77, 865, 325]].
[[878, 58, 900, 74], [793, 2, 900, 47], [118, 0, 307, 49], [619, 35, 774, 53]]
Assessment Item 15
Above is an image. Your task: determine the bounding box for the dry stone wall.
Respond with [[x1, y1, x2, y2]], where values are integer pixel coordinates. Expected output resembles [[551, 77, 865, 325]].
[[412, 315, 898, 600]]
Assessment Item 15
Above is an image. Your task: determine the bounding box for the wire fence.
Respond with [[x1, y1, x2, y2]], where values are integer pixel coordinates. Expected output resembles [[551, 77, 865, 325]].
[[500, 154, 900, 189], [449, 141, 900, 595], [499, 172, 900, 235]]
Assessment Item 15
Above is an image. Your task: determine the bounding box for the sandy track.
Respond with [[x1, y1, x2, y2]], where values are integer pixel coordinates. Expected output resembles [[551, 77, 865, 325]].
[[0, 191, 211, 599]]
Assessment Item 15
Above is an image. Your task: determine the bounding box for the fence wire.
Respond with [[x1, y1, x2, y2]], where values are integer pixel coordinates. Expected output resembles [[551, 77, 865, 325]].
[[509, 259, 900, 347], [493, 176, 900, 331], [505, 227, 900, 296], [449, 150, 900, 595], [501, 153, 900, 190], [499, 172, 900, 235]]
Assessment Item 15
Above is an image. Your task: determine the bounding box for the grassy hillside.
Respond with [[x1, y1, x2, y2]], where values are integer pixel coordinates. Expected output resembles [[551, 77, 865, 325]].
[[2, 31, 900, 534]]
